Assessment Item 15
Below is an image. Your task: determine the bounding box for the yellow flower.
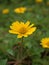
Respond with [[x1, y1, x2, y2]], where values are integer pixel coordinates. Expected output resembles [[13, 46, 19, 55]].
[[14, 7, 26, 13], [35, 0, 43, 3], [2, 9, 9, 14], [9, 21, 36, 38], [40, 38, 49, 48], [47, 2, 49, 6]]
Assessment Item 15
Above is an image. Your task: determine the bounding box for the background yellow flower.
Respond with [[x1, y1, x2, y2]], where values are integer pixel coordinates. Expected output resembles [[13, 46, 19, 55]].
[[35, 0, 43, 3], [14, 7, 26, 13], [40, 38, 49, 48], [9, 21, 36, 38], [47, 2, 49, 6], [2, 9, 9, 14]]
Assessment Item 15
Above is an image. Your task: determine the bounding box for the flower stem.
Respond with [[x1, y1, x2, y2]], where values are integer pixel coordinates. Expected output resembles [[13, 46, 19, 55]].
[[44, 49, 48, 58], [21, 37, 24, 43], [20, 37, 24, 59]]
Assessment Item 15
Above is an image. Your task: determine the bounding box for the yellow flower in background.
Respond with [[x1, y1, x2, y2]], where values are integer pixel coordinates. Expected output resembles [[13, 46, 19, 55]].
[[14, 7, 26, 13], [40, 38, 49, 48], [47, 2, 49, 6], [9, 21, 36, 38], [2, 9, 9, 14], [35, 0, 43, 3]]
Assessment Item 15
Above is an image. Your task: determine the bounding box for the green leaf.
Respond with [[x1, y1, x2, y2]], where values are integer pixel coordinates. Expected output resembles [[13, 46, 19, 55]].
[[7, 49, 14, 56], [0, 59, 7, 65]]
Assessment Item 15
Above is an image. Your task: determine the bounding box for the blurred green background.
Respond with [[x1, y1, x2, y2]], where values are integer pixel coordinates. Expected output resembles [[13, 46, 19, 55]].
[[0, 0, 49, 65]]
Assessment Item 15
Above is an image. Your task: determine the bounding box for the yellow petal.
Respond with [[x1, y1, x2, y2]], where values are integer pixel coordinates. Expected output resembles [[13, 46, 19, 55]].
[[23, 34, 28, 37], [12, 21, 20, 26], [26, 27, 36, 35], [9, 30, 19, 34], [10, 21, 20, 31], [17, 34, 23, 38], [42, 45, 49, 48], [20, 22, 24, 25], [28, 24, 34, 29], [25, 21, 30, 27]]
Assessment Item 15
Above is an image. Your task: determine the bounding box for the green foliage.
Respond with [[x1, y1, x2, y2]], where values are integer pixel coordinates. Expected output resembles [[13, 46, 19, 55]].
[[0, 59, 7, 65], [0, 0, 49, 65]]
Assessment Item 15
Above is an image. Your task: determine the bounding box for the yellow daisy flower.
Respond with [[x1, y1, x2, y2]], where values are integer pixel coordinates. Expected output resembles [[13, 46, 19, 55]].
[[2, 9, 9, 14], [9, 21, 36, 38], [40, 38, 49, 48], [14, 7, 26, 13], [35, 0, 43, 3]]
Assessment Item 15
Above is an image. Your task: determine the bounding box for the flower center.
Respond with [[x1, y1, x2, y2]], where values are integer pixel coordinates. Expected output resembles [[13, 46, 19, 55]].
[[46, 41, 49, 46], [19, 8, 22, 11], [19, 27, 27, 34]]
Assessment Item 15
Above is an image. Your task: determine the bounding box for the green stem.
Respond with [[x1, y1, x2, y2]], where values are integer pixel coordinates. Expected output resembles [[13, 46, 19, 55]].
[[44, 49, 48, 58], [20, 37, 24, 59], [21, 37, 24, 43]]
